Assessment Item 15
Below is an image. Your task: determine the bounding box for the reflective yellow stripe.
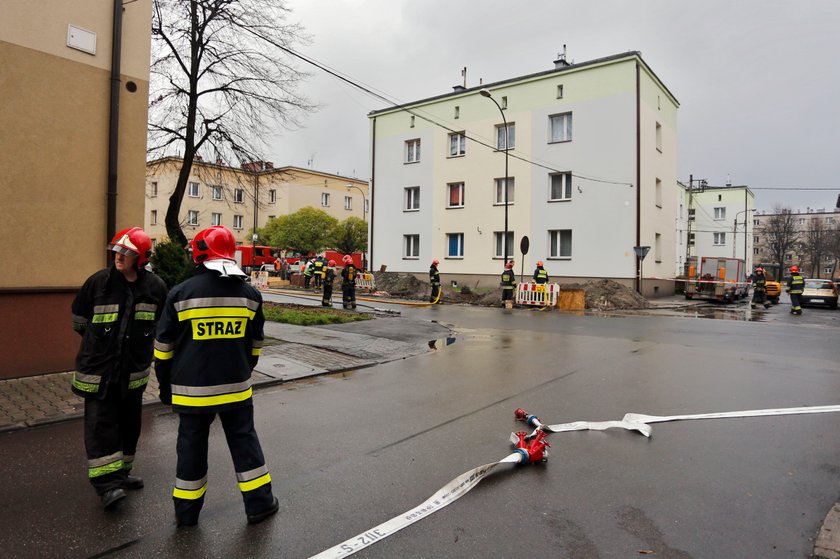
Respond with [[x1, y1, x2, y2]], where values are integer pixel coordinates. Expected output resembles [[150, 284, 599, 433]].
[[173, 484, 208, 500], [89, 460, 124, 478], [92, 313, 118, 324], [171, 387, 253, 408], [128, 376, 149, 390], [72, 373, 100, 393], [238, 472, 271, 492], [154, 348, 174, 360], [177, 307, 256, 321], [251, 347, 262, 356], [135, 311, 156, 320]]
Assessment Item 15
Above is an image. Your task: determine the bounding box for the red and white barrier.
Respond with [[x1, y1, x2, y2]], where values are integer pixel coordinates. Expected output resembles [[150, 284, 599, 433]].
[[355, 273, 375, 291], [515, 282, 559, 307]]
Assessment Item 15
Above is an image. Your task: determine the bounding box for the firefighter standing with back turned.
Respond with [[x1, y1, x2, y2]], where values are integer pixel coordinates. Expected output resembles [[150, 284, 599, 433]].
[[154, 225, 278, 527], [322, 259, 336, 307], [429, 259, 442, 304], [749, 267, 771, 309], [533, 260, 549, 284], [501, 261, 516, 308], [787, 265, 805, 315], [71, 227, 168, 509], [341, 254, 357, 309]]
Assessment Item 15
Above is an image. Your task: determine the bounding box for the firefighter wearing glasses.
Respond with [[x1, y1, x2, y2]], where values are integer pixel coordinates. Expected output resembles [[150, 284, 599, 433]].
[[71, 227, 168, 510], [154, 226, 278, 527]]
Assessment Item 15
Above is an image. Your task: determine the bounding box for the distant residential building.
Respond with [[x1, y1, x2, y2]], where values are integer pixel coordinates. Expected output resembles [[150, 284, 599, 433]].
[[1, 0, 152, 378], [753, 205, 840, 279], [146, 157, 368, 245], [677, 182, 755, 274], [368, 51, 679, 296]]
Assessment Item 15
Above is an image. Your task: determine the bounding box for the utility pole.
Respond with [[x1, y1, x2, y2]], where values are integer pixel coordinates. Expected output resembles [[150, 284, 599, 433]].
[[685, 174, 693, 272]]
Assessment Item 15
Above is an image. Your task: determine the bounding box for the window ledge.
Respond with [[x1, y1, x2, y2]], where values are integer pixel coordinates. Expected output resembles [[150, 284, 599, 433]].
[[444, 257, 464, 260], [493, 202, 514, 207], [547, 257, 571, 261], [404, 160, 420, 165], [547, 139, 572, 145], [404, 208, 420, 213], [446, 206, 464, 210], [446, 154, 466, 159], [547, 198, 571, 203], [403, 257, 419, 260]]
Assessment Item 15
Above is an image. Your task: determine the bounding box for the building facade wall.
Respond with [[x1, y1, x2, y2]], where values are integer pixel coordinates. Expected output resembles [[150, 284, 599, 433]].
[[754, 208, 840, 278], [0, 0, 152, 378], [687, 187, 755, 271]]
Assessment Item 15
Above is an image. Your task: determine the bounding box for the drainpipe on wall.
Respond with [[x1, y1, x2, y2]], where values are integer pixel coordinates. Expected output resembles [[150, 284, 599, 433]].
[[369, 117, 376, 271], [635, 61, 642, 293], [106, 0, 123, 250]]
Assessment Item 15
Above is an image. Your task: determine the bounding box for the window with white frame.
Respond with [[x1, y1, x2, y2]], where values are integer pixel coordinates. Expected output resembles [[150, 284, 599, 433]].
[[494, 231, 514, 259], [269, 189, 276, 203], [404, 234, 420, 258], [447, 233, 464, 258], [447, 182, 464, 208], [188, 210, 199, 225], [150, 181, 158, 197], [234, 188, 244, 203], [714, 232, 726, 245], [211, 212, 222, 226], [501, 96, 508, 109], [714, 207, 726, 220], [656, 122, 662, 151], [495, 123, 515, 150], [233, 215, 243, 230], [655, 178, 662, 207], [753, 219, 760, 226], [150, 210, 157, 225], [364, 199, 369, 214], [799, 218, 805, 225], [405, 187, 420, 211], [556, 84, 564, 99], [211, 186, 222, 200], [753, 248, 759, 255], [754, 236, 759, 243], [689, 233, 695, 246], [549, 229, 572, 258], [188, 181, 200, 197], [448, 132, 466, 157], [494, 178, 514, 205], [405, 139, 421, 163], [549, 113, 572, 143], [549, 172, 572, 201], [344, 196, 352, 210], [321, 192, 330, 207]]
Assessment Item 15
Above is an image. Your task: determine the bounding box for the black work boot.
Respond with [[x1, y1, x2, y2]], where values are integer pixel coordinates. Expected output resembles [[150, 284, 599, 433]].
[[247, 497, 279, 525], [123, 474, 144, 490], [101, 488, 126, 510]]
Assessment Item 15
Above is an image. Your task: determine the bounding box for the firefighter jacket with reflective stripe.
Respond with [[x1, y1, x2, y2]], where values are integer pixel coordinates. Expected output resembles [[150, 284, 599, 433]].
[[313, 259, 325, 276], [501, 269, 516, 290], [342, 264, 357, 286], [533, 267, 549, 284], [429, 266, 440, 286], [154, 266, 265, 413], [750, 273, 767, 292], [787, 274, 804, 294], [71, 266, 168, 398]]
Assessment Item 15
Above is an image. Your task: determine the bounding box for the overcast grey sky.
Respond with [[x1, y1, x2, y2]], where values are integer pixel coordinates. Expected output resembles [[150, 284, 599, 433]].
[[272, 0, 840, 212]]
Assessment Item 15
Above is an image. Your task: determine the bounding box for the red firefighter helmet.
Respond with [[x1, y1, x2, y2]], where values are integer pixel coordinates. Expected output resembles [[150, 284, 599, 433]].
[[432, 259, 439, 266], [191, 226, 237, 264], [328, 259, 336, 267], [790, 265, 799, 273], [109, 227, 152, 268], [755, 267, 764, 273], [536, 260, 544, 267], [505, 261, 514, 269], [342, 254, 353, 265]]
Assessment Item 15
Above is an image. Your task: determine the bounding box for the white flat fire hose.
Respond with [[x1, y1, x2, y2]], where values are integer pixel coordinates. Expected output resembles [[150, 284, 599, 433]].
[[622, 404, 840, 425]]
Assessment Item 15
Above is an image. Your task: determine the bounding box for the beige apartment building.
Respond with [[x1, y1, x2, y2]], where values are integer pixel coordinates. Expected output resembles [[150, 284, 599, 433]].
[[1, 1, 152, 378], [754, 206, 840, 279], [146, 158, 369, 246]]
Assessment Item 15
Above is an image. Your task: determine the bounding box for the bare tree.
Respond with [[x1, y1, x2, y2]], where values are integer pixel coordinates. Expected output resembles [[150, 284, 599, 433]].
[[149, 0, 313, 246], [800, 216, 831, 278], [761, 206, 799, 277]]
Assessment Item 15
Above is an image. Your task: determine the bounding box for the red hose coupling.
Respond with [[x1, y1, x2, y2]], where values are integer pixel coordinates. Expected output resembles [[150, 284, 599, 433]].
[[527, 429, 550, 462], [514, 408, 527, 421], [514, 431, 529, 449]]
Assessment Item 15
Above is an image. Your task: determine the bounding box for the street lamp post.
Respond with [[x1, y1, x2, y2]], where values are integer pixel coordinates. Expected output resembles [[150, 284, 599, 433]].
[[480, 89, 510, 265], [346, 183, 368, 270]]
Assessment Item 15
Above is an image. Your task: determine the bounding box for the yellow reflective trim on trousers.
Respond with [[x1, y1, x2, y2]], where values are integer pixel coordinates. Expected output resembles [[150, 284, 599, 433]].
[[173, 484, 208, 500], [89, 460, 124, 478], [171, 387, 253, 408], [251, 347, 262, 356], [72, 374, 100, 393], [177, 307, 256, 321], [92, 313, 118, 324], [154, 348, 174, 360], [238, 472, 271, 492], [128, 376, 149, 390]]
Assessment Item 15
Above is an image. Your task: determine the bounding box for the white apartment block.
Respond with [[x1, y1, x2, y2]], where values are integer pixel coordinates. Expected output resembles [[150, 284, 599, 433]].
[[368, 52, 678, 296], [754, 205, 840, 279], [676, 183, 755, 275], [146, 157, 368, 245]]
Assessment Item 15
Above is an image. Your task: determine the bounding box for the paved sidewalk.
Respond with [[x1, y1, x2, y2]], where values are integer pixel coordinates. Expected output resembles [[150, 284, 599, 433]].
[[0, 315, 451, 434]]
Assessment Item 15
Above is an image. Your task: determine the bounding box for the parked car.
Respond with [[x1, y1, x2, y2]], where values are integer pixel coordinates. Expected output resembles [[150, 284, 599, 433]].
[[800, 279, 838, 309]]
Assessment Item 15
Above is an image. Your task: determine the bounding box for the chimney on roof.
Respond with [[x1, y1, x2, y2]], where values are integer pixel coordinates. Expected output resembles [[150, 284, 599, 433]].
[[553, 44, 570, 69], [452, 85, 466, 92], [265, 161, 274, 170]]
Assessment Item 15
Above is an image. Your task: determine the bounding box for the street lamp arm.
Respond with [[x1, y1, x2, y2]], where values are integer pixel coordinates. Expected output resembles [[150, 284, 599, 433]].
[[479, 89, 511, 263]]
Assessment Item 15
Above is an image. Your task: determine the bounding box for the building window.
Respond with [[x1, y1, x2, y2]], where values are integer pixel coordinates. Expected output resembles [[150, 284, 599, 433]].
[[828, 217, 835, 224], [753, 248, 759, 255], [501, 96, 508, 109], [549, 113, 573, 143], [656, 122, 662, 152], [826, 267, 833, 274], [785, 254, 792, 261], [211, 212, 222, 226], [188, 181, 200, 197], [655, 233, 661, 263], [714, 207, 726, 220], [211, 186, 222, 200], [549, 172, 572, 201], [556, 84, 564, 99], [549, 229, 572, 259], [150, 210, 157, 225], [495, 123, 515, 150], [454, 106, 460, 119], [494, 232, 514, 259], [150, 181, 158, 197], [448, 182, 464, 208], [364, 199, 369, 214], [799, 218, 805, 225], [405, 139, 421, 163], [404, 234, 420, 259], [321, 192, 330, 207], [713, 232, 726, 246], [405, 187, 420, 211], [188, 210, 199, 225], [344, 196, 352, 210], [268, 215, 275, 222], [447, 233, 464, 258], [151, 239, 157, 249], [494, 178, 514, 205], [410, 115, 415, 128], [234, 188, 244, 203], [448, 132, 466, 157], [655, 178, 662, 207], [689, 233, 695, 246], [754, 236, 759, 243], [753, 219, 760, 226], [269, 189, 276, 203], [233, 215, 243, 230], [688, 208, 696, 221]]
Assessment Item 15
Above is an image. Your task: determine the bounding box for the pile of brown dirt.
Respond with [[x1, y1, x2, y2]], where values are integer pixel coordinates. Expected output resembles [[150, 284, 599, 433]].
[[561, 279, 649, 310], [372, 272, 428, 297]]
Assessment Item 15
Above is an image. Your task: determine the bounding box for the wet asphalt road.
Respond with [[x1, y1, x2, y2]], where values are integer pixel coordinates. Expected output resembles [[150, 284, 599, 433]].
[[2, 298, 840, 558]]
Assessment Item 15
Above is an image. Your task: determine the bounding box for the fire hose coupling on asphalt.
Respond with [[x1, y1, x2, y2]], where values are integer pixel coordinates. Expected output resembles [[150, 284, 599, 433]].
[[513, 407, 653, 439]]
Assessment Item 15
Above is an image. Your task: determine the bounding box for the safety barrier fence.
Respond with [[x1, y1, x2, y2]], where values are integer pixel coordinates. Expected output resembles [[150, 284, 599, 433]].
[[250, 271, 269, 290], [355, 273, 375, 290], [515, 282, 560, 307]]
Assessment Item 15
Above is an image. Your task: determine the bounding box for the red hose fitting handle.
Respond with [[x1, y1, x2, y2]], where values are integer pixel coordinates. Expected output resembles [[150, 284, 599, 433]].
[[514, 431, 529, 449], [526, 429, 550, 462], [514, 408, 527, 421]]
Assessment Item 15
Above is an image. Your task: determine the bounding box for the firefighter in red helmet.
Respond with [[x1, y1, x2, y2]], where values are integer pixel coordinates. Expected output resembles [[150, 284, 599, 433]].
[[533, 260, 549, 284], [787, 265, 804, 315], [341, 254, 357, 309], [322, 259, 337, 307], [154, 226, 278, 526], [501, 261, 516, 308], [71, 227, 168, 509], [429, 259, 442, 304]]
